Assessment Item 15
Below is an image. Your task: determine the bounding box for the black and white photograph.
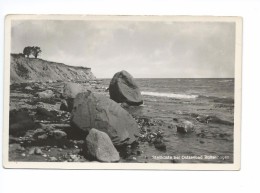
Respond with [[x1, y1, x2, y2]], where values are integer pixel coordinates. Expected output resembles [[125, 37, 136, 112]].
[[3, 15, 242, 169]]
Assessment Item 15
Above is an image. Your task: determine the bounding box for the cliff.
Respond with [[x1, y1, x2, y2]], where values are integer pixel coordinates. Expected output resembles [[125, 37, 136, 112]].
[[10, 54, 96, 83]]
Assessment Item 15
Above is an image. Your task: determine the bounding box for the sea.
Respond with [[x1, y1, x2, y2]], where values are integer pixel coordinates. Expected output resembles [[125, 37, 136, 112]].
[[101, 78, 235, 163]]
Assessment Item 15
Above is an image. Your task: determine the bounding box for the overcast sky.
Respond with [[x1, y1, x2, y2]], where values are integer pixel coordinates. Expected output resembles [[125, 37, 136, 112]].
[[11, 20, 235, 78]]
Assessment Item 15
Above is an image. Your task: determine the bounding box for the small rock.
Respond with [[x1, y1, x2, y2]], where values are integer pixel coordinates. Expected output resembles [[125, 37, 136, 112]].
[[176, 120, 195, 134], [20, 146, 25, 151], [36, 107, 56, 119], [21, 153, 26, 157], [70, 155, 80, 162], [42, 154, 47, 157], [197, 133, 205, 138], [37, 134, 48, 140], [60, 100, 69, 112], [154, 142, 166, 151], [25, 86, 33, 91], [35, 147, 43, 155], [50, 130, 67, 140], [136, 150, 141, 155], [28, 147, 36, 155], [50, 157, 58, 162], [40, 124, 55, 132], [173, 118, 178, 122], [37, 90, 54, 98]]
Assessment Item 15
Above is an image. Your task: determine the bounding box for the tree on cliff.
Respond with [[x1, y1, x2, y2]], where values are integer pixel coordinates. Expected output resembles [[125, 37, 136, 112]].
[[23, 46, 42, 58], [23, 46, 33, 58], [31, 46, 42, 58]]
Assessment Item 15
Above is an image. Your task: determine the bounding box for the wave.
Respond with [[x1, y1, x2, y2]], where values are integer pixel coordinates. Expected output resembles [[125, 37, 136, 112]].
[[141, 91, 198, 99], [198, 95, 234, 104], [218, 80, 233, 83]]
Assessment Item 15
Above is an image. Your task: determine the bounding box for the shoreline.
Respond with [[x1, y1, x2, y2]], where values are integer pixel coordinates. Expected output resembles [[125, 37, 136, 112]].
[[8, 80, 234, 163]]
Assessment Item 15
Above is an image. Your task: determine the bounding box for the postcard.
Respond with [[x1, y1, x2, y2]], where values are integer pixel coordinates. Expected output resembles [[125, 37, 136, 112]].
[[3, 15, 242, 170]]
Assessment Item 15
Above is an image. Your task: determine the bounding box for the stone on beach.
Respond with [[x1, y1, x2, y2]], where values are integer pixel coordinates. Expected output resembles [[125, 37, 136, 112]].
[[61, 82, 89, 99], [50, 130, 67, 140], [37, 90, 54, 98], [70, 91, 139, 146], [176, 120, 195, 133], [25, 86, 33, 91], [9, 110, 37, 136], [36, 107, 56, 119], [85, 128, 120, 162], [60, 99, 69, 111], [61, 82, 90, 112], [109, 70, 143, 106]]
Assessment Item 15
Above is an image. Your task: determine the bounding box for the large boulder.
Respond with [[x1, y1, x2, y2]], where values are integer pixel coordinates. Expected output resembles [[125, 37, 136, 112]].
[[71, 91, 139, 146], [61, 82, 89, 112], [85, 128, 120, 162], [109, 70, 143, 106], [61, 82, 88, 99]]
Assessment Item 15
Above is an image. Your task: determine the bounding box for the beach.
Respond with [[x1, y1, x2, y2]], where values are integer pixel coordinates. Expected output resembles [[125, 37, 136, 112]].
[[9, 78, 234, 163]]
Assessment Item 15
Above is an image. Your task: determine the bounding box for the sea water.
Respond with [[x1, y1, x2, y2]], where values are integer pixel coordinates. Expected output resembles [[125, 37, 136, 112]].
[[102, 78, 234, 163]]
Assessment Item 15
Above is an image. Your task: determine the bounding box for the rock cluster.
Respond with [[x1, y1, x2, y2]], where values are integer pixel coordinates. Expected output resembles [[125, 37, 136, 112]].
[[71, 91, 139, 146], [9, 70, 145, 163]]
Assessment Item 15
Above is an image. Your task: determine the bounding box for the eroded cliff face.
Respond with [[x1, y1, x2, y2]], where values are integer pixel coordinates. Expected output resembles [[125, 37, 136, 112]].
[[10, 54, 96, 83]]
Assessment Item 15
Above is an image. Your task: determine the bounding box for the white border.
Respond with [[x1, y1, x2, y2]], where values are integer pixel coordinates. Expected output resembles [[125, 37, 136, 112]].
[[3, 15, 242, 170]]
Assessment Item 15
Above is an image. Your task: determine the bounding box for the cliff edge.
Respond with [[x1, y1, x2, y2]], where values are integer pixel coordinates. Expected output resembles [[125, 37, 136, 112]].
[[10, 54, 96, 83]]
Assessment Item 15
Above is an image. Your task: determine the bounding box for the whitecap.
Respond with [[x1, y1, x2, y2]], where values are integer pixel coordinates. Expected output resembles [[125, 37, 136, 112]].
[[141, 91, 198, 99]]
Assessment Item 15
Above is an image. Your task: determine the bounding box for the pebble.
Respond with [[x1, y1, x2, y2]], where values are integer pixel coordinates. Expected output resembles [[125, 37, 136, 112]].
[[38, 134, 48, 140], [154, 142, 166, 151], [70, 155, 79, 161], [42, 154, 47, 157], [21, 153, 26, 157], [18, 146, 25, 151], [173, 118, 178, 122], [28, 147, 35, 155], [35, 147, 43, 155], [50, 157, 58, 162]]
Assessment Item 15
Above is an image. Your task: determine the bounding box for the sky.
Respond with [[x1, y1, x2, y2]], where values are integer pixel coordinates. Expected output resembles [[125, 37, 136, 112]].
[[11, 20, 235, 78]]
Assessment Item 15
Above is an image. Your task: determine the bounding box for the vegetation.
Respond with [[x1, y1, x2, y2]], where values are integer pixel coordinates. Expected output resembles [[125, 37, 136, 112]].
[[23, 46, 42, 58]]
